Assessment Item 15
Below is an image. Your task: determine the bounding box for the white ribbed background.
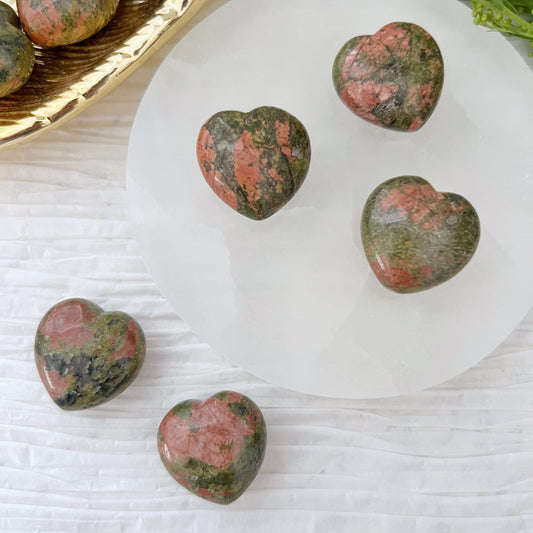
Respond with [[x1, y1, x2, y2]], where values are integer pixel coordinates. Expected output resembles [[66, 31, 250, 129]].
[[2, 2, 533, 531]]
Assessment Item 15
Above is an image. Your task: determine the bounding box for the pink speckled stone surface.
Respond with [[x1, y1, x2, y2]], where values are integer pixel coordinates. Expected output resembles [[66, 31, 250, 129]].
[[158, 391, 266, 504], [333, 22, 444, 131]]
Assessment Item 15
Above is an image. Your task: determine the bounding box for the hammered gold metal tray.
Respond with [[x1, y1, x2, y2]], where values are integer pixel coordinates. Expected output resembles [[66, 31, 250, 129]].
[[0, 0, 208, 149]]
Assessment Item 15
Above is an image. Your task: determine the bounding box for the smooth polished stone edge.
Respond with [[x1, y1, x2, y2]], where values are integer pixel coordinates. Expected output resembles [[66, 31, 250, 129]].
[[34, 298, 146, 410], [361, 176, 481, 293], [158, 390, 267, 504], [333, 22, 444, 131], [197, 106, 311, 220]]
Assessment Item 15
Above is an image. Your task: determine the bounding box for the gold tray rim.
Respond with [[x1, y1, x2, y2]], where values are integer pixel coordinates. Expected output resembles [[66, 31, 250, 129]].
[[0, 0, 209, 150]]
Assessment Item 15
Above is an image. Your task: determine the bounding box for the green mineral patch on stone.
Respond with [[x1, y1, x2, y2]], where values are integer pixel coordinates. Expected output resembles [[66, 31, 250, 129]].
[[228, 400, 251, 419], [171, 400, 195, 420]]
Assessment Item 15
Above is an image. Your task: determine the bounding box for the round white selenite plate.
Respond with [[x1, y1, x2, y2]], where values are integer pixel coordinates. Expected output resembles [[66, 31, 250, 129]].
[[127, 0, 533, 398]]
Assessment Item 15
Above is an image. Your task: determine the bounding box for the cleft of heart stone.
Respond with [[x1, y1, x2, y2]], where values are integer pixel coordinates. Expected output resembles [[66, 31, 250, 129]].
[[158, 390, 267, 504], [361, 176, 480, 293], [197, 106, 311, 220], [333, 22, 444, 132], [34, 298, 146, 410]]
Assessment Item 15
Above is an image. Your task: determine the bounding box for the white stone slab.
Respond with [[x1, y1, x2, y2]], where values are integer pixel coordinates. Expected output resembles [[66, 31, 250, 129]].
[[127, 0, 533, 398]]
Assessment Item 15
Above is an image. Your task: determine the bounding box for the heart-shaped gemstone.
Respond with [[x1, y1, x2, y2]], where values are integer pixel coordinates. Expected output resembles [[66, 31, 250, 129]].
[[197, 106, 311, 220], [333, 22, 444, 132], [35, 298, 145, 410], [17, 0, 120, 47], [158, 390, 267, 504], [361, 176, 480, 293], [0, 3, 34, 98]]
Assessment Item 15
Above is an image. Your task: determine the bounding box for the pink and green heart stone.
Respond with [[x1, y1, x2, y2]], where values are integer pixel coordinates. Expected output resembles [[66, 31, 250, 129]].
[[333, 22, 444, 132], [197, 106, 311, 220], [0, 2, 34, 98], [35, 298, 145, 410], [158, 390, 267, 504], [361, 176, 480, 293], [17, 0, 120, 47]]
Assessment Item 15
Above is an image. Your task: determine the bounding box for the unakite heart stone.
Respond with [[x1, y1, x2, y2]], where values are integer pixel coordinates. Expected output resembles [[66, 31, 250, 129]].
[[158, 390, 267, 504], [197, 106, 311, 220], [361, 176, 480, 293], [333, 22, 444, 132], [35, 298, 145, 410], [17, 0, 120, 47], [0, 2, 34, 98]]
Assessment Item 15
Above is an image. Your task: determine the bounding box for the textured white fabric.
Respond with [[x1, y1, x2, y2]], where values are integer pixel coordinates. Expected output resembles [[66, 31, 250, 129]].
[[1, 4, 533, 531]]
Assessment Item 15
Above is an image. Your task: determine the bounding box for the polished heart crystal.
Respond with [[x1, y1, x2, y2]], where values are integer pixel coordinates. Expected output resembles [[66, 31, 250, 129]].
[[333, 22, 444, 132], [35, 298, 145, 410], [197, 106, 311, 220], [158, 390, 267, 504], [0, 2, 34, 98], [17, 0, 120, 47], [361, 176, 480, 293]]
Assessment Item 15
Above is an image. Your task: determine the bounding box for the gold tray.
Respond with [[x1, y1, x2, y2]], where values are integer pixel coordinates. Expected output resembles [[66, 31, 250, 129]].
[[0, 0, 208, 150]]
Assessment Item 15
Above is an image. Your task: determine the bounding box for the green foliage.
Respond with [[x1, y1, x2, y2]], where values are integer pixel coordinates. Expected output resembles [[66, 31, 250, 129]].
[[472, 0, 533, 53]]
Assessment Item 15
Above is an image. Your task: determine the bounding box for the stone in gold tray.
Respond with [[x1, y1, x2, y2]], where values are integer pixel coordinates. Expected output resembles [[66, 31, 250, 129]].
[[0, 0, 207, 149]]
